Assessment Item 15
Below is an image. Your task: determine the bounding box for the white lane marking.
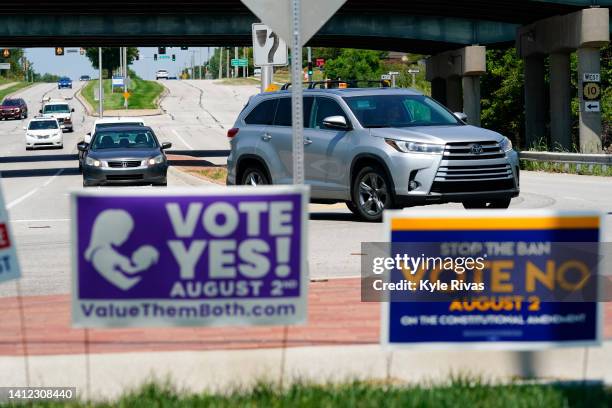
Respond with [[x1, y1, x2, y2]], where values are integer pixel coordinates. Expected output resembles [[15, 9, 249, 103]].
[[171, 128, 194, 150], [6, 168, 65, 209], [6, 188, 40, 210], [43, 168, 65, 187], [11, 218, 70, 223]]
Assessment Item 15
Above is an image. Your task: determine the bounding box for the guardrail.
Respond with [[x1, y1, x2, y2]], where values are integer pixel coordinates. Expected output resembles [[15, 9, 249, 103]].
[[519, 151, 612, 166]]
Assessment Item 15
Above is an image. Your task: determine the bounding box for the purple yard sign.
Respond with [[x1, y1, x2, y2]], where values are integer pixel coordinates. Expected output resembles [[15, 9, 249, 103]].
[[71, 186, 309, 328]]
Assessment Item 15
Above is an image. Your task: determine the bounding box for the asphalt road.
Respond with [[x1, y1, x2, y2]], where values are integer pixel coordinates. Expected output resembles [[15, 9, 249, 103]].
[[0, 79, 611, 298]]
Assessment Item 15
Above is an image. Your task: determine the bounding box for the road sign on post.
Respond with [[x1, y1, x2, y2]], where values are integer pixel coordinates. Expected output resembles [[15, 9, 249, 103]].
[[251, 24, 288, 67], [0, 63, 10, 70], [242, 0, 347, 185], [231, 58, 249, 67]]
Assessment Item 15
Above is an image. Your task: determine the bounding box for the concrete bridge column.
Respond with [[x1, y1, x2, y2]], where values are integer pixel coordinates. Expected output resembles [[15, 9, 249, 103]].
[[517, 7, 609, 152], [462, 75, 481, 127], [426, 45, 486, 126], [549, 52, 572, 151], [577, 47, 603, 153], [523, 55, 546, 149]]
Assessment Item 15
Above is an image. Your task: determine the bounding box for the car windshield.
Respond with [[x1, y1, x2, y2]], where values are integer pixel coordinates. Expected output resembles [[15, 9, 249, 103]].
[[2, 100, 20, 106], [29, 120, 58, 130], [43, 104, 70, 113], [343, 95, 461, 128], [96, 122, 144, 131], [91, 130, 158, 150]]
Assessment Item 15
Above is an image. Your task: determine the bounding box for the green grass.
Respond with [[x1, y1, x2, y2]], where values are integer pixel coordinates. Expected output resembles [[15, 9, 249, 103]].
[[2, 380, 611, 407], [520, 159, 612, 176], [81, 77, 164, 110], [0, 82, 31, 102]]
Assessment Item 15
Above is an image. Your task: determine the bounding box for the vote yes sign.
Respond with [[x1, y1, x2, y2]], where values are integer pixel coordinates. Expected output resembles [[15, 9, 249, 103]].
[[71, 187, 308, 327]]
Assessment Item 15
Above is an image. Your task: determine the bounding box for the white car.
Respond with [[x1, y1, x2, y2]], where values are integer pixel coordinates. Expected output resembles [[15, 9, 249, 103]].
[[25, 117, 63, 150], [156, 70, 169, 80], [40, 99, 74, 132]]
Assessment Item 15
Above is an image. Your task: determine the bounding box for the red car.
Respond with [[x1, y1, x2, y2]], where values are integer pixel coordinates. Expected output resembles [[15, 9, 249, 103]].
[[0, 98, 28, 120]]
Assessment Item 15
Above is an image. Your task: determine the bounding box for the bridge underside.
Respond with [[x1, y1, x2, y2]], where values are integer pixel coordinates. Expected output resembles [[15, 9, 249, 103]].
[[0, 0, 609, 51]]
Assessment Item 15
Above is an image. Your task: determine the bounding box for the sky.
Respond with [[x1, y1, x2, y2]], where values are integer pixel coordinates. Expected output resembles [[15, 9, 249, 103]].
[[24, 47, 213, 80]]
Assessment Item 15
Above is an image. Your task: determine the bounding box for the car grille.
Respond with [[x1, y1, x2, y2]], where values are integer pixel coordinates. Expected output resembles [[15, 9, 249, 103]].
[[106, 174, 144, 181], [108, 160, 142, 168], [431, 141, 515, 194]]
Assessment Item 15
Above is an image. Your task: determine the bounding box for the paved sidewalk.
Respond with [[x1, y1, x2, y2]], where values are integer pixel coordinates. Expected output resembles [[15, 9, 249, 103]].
[[0, 278, 377, 356], [0, 278, 610, 356], [0, 82, 17, 91]]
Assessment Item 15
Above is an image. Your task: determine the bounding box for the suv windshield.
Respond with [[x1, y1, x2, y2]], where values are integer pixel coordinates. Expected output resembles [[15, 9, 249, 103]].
[[91, 130, 158, 150], [2, 100, 20, 106], [29, 120, 58, 130], [343, 95, 461, 128], [43, 104, 70, 114]]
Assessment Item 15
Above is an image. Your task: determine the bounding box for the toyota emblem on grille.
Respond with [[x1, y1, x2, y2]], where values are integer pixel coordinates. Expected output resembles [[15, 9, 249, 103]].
[[470, 144, 483, 155], [122, 161, 128, 168]]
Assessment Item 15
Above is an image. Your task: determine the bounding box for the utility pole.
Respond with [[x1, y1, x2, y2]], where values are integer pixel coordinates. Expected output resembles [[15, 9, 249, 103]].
[[234, 46, 239, 78], [198, 48, 202, 80], [123, 47, 128, 109], [98, 47, 103, 118], [226, 47, 230, 79], [219, 47, 223, 79]]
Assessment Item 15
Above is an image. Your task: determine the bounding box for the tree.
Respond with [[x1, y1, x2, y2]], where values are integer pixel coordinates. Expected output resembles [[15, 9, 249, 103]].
[[480, 48, 525, 148], [0, 48, 25, 80], [84, 47, 139, 78], [323, 49, 387, 81]]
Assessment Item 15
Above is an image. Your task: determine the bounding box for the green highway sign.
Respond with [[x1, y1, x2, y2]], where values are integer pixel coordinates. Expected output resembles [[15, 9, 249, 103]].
[[231, 58, 248, 67], [159, 55, 170, 60]]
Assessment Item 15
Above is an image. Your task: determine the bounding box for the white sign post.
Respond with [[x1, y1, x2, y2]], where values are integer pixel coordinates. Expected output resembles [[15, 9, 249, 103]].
[[241, 0, 347, 185], [0, 63, 10, 70]]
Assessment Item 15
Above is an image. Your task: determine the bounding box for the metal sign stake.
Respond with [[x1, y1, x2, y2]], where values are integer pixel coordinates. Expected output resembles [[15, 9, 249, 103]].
[[291, 0, 304, 185]]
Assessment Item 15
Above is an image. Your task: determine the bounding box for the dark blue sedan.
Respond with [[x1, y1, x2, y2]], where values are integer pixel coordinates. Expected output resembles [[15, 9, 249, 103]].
[[57, 77, 72, 89]]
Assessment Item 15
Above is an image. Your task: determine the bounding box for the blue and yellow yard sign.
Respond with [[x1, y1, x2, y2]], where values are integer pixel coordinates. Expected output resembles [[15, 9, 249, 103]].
[[381, 210, 602, 348]]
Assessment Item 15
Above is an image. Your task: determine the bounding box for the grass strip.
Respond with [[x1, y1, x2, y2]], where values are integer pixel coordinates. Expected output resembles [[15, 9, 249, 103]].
[[81, 78, 164, 111]]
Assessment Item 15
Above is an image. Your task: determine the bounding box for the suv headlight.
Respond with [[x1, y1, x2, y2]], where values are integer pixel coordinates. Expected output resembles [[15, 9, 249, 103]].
[[85, 157, 102, 167], [148, 155, 165, 166], [385, 139, 444, 154], [499, 137, 513, 152]]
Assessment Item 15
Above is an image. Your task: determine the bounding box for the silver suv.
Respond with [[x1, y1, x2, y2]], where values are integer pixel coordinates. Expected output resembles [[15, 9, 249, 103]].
[[227, 87, 519, 221]]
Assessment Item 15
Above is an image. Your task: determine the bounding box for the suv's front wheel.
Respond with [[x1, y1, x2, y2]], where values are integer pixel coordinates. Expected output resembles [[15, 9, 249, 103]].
[[241, 165, 270, 186], [351, 165, 393, 222], [462, 198, 511, 209]]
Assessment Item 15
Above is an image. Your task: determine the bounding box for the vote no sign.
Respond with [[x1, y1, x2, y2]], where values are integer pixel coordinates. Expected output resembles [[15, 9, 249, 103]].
[[70, 187, 309, 328]]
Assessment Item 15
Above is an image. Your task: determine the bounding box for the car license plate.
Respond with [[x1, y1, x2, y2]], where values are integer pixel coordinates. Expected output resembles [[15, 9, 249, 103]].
[[38, 135, 49, 139]]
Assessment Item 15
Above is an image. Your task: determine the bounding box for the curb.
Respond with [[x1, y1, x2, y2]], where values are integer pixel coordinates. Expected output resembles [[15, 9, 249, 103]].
[[168, 166, 217, 187]]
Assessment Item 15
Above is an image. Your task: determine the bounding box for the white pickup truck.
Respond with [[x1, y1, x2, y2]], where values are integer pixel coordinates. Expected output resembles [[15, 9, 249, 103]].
[[40, 99, 75, 132]]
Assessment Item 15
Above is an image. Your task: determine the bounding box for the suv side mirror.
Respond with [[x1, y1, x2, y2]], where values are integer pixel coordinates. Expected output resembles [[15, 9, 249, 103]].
[[453, 112, 468, 122], [77, 142, 89, 152], [161, 142, 172, 150], [322, 115, 351, 130], [71, 108, 75, 112], [39, 109, 42, 114]]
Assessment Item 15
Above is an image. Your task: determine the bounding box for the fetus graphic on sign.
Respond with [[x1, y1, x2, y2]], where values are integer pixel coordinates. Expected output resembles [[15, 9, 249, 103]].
[[84, 209, 159, 291]]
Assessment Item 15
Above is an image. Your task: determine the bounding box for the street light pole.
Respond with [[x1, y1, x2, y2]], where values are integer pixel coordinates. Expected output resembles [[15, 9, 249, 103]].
[[98, 47, 103, 118], [219, 47, 223, 79]]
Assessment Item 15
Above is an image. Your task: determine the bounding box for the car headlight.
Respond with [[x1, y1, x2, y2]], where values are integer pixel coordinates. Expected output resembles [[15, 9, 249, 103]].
[[385, 139, 445, 154], [85, 157, 101, 167], [148, 155, 165, 166], [499, 137, 513, 152]]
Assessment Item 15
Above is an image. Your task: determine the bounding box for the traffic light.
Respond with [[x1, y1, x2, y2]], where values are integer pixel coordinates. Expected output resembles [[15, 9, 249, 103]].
[[153, 54, 157, 61], [158, 47, 166, 55], [1, 48, 9, 58], [307, 61, 313, 76], [172, 54, 176, 62], [135, 52, 139, 61], [180, 47, 188, 50], [55, 47, 64, 56]]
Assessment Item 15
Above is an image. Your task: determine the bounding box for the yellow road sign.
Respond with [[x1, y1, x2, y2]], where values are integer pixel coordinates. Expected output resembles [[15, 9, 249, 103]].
[[123, 92, 131, 99], [583, 82, 600, 100], [265, 84, 279, 92]]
